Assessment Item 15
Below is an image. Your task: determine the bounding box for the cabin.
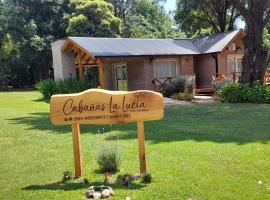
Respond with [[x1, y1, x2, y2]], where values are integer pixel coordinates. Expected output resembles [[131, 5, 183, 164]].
[[51, 29, 246, 94]]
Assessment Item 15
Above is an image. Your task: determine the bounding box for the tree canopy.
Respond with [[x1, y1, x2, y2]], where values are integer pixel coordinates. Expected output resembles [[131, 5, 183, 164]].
[[66, 0, 121, 37], [175, 0, 240, 37]]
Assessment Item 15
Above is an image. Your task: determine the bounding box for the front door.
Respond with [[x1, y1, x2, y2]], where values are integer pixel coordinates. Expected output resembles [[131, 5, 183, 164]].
[[114, 64, 128, 91]]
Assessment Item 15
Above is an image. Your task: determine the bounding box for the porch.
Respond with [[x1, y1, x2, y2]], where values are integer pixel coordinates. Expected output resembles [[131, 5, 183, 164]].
[[152, 70, 270, 95]]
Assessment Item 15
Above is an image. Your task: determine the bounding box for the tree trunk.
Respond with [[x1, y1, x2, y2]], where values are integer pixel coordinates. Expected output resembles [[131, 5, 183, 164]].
[[239, 4, 268, 83]]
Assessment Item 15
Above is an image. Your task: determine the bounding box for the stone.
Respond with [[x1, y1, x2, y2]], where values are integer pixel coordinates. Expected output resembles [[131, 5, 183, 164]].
[[101, 189, 110, 198], [109, 188, 114, 196], [85, 190, 94, 198], [93, 192, 102, 199]]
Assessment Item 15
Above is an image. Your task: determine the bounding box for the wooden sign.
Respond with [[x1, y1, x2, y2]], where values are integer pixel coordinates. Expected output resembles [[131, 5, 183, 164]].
[[50, 89, 163, 125], [50, 89, 164, 177]]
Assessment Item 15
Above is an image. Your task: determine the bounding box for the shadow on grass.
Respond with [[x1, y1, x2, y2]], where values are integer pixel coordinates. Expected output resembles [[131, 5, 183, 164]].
[[22, 181, 146, 191], [7, 104, 270, 144], [32, 98, 49, 104]]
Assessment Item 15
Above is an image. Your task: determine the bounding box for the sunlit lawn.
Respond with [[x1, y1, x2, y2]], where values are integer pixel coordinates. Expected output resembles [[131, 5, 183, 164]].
[[1, 91, 270, 199]]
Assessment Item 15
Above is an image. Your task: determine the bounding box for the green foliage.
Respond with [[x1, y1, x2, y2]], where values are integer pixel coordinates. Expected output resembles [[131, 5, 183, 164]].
[[0, 0, 69, 87], [66, 0, 121, 37], [263, 27, 270, 49], [175, 0, 239, 37], [35, 77, 98, 99], [96, 142, 121, 173], [35, 79, 56, 99], [217, 82, 270, 103], [163, 76, 195, 97], [118, 0, 185, 38]]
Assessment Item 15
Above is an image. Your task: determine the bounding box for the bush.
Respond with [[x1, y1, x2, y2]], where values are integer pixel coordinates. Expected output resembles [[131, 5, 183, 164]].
[[35, 77, 98, 99], [96, 142, 121, 173], [163, 76, 195, 97], [217, 82, 270, 103], [171, 92, 194, 101]]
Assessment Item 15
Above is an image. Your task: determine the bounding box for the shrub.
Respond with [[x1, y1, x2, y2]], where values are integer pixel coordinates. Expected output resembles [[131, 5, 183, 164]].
[[171, 92, 194, 101], [35, 79, 56, 99], [35, 77, 98, 99], [163, 76, 195, 97], [217, 82, 270, 103], [95, 142, 121, 173]]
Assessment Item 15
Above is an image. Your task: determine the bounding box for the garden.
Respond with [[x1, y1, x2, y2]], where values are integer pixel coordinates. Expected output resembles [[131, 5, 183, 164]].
[[1, 90, 270, 199]]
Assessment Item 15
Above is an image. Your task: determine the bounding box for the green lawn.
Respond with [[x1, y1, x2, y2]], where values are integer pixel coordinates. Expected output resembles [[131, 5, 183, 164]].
[[1, 91, 270, 200]]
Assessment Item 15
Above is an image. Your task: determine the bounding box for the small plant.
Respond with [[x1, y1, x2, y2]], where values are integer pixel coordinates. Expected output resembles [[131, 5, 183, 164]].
[[171, 92, 194, 101], [142, 173, 152, 184], [61, 171, 73, 183], [95, 142, 121, 173], [163, 76, 195, 97], [116, 173, 141, 186]]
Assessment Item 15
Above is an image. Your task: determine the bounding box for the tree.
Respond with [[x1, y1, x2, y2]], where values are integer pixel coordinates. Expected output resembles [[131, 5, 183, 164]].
[[175, 0, 240, 37], [229, 0, 270, 83], [111, 0, 185, 38], [1, 0, 69, 85], [66, 0, 121, 37]]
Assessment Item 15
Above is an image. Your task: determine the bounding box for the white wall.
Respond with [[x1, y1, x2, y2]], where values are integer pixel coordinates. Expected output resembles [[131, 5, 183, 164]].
[[51, 39, 76, 80]]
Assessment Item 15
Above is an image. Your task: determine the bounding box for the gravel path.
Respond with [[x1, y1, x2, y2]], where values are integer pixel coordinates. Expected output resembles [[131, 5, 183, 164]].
[[164, 96, 214, 106]]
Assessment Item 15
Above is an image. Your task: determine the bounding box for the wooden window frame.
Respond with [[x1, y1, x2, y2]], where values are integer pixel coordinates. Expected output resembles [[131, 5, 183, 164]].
[[153, 58, 179, 79]]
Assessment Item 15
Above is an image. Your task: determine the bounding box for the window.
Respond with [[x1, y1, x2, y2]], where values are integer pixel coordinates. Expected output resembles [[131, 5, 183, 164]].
[[154, 60, 177, 78], [227, 56, 243, 73]]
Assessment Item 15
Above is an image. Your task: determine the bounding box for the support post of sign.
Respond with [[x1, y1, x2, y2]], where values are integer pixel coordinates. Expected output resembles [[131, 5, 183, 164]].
[[137, 121, 146, 175], [71, 123, 83, 178]]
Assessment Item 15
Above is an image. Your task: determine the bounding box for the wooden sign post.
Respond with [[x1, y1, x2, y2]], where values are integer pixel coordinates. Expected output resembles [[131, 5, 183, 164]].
[[50, 89, 164, 177]]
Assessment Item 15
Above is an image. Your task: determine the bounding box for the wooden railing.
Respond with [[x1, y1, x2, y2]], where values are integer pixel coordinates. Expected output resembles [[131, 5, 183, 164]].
[[213, 71, 270, 85], [152, 77, 176, 92], [265, 69, 270, 85], [212, 72, 241, 84]]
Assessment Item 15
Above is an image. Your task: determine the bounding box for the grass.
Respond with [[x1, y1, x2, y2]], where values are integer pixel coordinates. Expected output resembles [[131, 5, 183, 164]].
[[1, 91, 270, 199]]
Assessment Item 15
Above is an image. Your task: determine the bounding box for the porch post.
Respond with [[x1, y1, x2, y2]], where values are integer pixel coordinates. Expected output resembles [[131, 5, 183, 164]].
[[78, 49, 83, 79], [97, 59, 105, 89]]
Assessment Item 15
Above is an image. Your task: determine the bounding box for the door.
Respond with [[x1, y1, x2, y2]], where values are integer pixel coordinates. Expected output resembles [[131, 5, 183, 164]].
[[114, 64, 128, 91], [195, 55, 216, 88]]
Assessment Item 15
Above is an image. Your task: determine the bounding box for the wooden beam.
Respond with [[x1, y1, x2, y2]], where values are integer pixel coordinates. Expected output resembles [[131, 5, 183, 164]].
[[97, 59, 105, 89], [62, 38, 95, 60], [71, 123, 83, 178], [137, 121, 146, 175], [78, 49, 83, 79]]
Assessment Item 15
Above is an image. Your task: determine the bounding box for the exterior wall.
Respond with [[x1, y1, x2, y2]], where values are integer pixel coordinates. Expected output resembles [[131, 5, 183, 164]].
[[180, 56, 194, 76], [51, 39, 76, 80], [217, 35, 245, 74], [103, 57, 150, 91], [195, 54, 216, 88], [217, 51, 227, 73], [102, 55, 195, 91]]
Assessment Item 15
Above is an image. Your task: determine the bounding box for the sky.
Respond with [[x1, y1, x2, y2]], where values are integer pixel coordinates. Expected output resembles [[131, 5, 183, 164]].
[[164, 0, 176, 13]]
